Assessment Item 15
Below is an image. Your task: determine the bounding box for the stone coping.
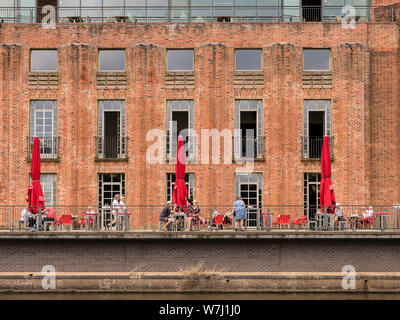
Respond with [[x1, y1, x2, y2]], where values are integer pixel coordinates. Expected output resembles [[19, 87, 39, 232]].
[[0, 230, 400, 240], [1, 272, 400, 280]]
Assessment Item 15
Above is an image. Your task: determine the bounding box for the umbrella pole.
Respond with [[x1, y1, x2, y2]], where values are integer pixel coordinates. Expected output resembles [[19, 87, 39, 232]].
[[37, 209, 42, 231]]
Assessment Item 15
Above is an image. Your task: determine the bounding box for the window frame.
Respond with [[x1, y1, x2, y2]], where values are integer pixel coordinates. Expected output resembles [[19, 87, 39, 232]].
[[234, 48, 263, 72], [98, 49, 126, 72], [166, 49, 194, 72], [30, 49, 58, 72], [303, 48, 331, 72]]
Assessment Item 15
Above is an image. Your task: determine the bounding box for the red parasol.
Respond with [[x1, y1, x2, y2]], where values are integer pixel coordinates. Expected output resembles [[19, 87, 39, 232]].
[[320, 136, 336, 214], [173, 136, 188, 213], [26, 137, 45, 214]]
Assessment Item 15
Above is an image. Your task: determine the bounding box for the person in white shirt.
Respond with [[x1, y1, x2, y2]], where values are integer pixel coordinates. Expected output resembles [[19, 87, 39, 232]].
[[108, 194, 120, 228]]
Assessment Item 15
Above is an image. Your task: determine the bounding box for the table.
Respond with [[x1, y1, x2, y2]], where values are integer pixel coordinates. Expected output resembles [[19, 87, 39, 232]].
[[116, 212, 131, 231], [68, 16, 83, 23], [261, 212, 274, 230], [373, 212, 390, 230], [115, 16, 129, 22], [348, 215, 360, 231], [172, 213, 186, 231], [84, 212, 100, 231]]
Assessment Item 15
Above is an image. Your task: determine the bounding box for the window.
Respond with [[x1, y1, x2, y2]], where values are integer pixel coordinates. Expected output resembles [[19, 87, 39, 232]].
[[166, 173, 194, 203], [30, 50, 57, 72], [167, 50, 193, 72], [303, 49, 330, 71], [166, 100, 194, 160], [30, 100, 58, 158], [302, 100, 331, 159], [98, 173, 126, 208], [99, 50, 126, 72], [97, 100, 126, 159], [30, 173, 57, 206], [235, 49, 262, 71], [234, 100, 263, 159]]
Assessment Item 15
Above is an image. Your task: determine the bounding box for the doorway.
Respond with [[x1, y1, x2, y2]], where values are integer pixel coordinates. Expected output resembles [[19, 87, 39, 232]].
[[304, 173, 321, 221], [171, 110, 189, 158], [302, 0, 321, 21], [308, 111, 325, 158], [239, 183, 259, 228], [104, 111, 120, 158], [240, 111, 257, 158]]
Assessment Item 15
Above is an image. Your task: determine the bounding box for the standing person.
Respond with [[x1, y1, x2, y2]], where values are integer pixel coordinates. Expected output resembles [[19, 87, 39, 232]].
[[160, 201, 174, 231], [233, 196, 247, 231], [109, 194, 120, 229]]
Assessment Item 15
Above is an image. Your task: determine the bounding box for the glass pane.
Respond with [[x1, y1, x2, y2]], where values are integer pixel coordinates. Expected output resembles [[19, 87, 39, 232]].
[[104, 0, 124, 5], [167, 50, 193, 71], [148, 0, 168, 5], [31, 50, 57, 72], [304, 49, 330, 71], [99, 50, 125, 71], [172, 0, 188, 5], [81, 0, 102, 6], [58, 0, 80, 6], [283, 0, 300, 21], [235, 50, 262, 71], [192, 0, 212, 5]]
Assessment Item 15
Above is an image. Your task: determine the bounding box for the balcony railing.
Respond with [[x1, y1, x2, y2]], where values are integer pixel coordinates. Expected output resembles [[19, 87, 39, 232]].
[[4, 204, 400, 232], [95, 136, 127, 160], [234, 136, 265, 160], [301, 135, 334, 159], [0, 6, 374, 23], [27, 136, 59, 159]]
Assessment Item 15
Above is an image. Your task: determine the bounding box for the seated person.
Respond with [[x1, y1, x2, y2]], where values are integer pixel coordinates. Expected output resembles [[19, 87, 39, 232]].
[[160, 201, 173, 231], [185, 199, 207, 231], [223, 208, 233, 225], [20, 206, 32, 230], [334, 203, 346, 229], [211, 209, 222, 229], [359, 206, 373, 227], [42, 207, 56, 231]]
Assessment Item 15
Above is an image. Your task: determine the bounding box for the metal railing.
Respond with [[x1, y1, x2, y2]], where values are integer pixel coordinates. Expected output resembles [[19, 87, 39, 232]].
[[3, 204, 400, 232], [95, 136, 127, 160], [301, 135, 334, 159], [27, 136, 59, 159], [0, 6, 375, 24]]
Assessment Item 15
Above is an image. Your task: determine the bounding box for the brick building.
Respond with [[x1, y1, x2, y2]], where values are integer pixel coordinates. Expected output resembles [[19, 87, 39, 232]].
[[0, 0, 399, 226]]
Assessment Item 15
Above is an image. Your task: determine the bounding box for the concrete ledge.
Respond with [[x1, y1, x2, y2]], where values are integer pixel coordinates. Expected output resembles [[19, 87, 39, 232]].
[[1, 272, 400, 293], [1, 230, 400, 240]]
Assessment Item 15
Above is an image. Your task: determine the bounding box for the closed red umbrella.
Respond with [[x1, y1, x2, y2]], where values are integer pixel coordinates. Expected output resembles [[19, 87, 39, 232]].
[[320, 136, 336, 213], [173, 136, 188, 213], [27, 137, 45, 214]]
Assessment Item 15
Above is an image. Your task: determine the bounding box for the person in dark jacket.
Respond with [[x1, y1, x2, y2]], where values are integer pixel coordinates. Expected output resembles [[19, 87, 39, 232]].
[[160, 201, 174, 231]]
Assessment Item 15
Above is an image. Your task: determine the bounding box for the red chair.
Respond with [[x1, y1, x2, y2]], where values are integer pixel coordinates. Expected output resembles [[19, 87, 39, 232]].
[[293, 215, 307, 228], [213, 215, 224, 230], [359, 217, 373, 228], [273, 214, 291, 228], [57, 214, 73, 231]]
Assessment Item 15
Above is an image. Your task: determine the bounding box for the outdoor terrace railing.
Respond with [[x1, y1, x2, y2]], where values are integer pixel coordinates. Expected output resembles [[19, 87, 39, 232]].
[[3, 204, 400, 232], [0, 6, 375, 24], [27, 136, 59, 160]]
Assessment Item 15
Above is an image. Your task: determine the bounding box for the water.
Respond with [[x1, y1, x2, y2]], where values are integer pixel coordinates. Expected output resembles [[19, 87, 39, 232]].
[[1, 292, 400, 300]]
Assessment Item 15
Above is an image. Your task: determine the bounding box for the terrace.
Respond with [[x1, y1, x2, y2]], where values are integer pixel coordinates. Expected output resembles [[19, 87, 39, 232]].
[[0, 1, 375, 24], [3, 204, 400, 233]]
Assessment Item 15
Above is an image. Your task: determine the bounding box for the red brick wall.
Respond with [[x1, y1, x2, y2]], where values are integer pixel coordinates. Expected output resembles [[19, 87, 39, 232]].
[[0, 22, 399, 225]]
